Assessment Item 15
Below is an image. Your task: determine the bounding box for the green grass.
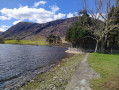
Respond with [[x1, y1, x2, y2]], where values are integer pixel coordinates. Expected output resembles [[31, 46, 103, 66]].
[[18, 54, 85, 90], [4, 40, 48, 46], [88, 53, 119, 90], [4, 36, 48, 45]]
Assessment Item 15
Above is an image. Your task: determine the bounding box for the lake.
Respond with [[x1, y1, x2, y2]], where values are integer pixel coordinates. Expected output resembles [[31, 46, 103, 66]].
[[0, 44, 67, 89]]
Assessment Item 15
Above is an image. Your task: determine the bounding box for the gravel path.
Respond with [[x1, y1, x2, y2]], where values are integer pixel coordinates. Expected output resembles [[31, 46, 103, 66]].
[[65, 53, 101, 90]]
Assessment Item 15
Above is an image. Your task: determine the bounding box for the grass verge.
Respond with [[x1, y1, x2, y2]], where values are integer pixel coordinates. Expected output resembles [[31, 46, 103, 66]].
[[88, 53, 119, 90], [18, 53, 85, 90]]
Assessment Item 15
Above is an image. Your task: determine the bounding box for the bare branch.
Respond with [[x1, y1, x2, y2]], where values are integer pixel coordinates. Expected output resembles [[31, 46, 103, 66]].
[[83, 36, 97, 40]]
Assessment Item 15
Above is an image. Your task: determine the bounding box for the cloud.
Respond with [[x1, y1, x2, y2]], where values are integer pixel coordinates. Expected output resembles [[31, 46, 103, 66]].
[[0, 25, 10, 32], [50, 5, 60, 13], [0, 28, 5, 32], [34, 1, 47, 7], [89, 13, 105, 21], [74, 12, 78, 16], [67, 13, 74, 18], [13, 20, 22, 25], [0, 16, 11, 20], [54, 13, 66, 20], [1, 25, 10, 28], [0, 6, 52, 21], [0, 5, 65, 24]]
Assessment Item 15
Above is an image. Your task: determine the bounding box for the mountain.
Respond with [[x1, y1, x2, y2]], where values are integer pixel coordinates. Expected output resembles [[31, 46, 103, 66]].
[[0, 32, 3, 36], [0, 17, 77, 40]]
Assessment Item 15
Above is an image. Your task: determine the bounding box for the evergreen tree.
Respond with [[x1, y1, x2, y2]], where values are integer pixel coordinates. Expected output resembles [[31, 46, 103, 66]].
[[46, 35, 62, 44], [0, 38, 4, 43], [66, 10, 92, 45]]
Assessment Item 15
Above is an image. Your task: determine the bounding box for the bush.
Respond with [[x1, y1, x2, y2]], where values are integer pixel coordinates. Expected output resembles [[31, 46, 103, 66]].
[[0, 38, 4, 43], [46, 35, 62, 44]]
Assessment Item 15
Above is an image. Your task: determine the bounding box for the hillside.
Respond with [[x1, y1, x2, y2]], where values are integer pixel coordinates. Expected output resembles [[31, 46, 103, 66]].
[[0, 32, 2, 34], [0, 17, 77, 40]]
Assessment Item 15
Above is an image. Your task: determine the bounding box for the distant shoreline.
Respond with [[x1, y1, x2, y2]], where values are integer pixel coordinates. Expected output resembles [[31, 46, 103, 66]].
[[4, 40, 68, 48]]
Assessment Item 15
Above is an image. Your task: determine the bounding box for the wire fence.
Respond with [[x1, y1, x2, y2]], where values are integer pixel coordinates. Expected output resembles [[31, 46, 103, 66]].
[[68, 47, 119, 54]]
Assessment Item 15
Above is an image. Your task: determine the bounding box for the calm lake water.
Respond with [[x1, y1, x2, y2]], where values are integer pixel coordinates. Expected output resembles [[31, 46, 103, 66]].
[[0, 44, 67, 89]]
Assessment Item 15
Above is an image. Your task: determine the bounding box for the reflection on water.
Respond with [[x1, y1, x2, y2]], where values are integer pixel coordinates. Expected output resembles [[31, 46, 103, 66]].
[[0, 44, 67, 89]]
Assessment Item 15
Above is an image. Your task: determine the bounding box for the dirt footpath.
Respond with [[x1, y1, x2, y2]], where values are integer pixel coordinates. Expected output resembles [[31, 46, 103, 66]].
[[65, 53, 101, 90]]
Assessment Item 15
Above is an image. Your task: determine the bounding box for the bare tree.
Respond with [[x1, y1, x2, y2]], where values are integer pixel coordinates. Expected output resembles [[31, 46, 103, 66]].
[[82, 0, 119, 52]]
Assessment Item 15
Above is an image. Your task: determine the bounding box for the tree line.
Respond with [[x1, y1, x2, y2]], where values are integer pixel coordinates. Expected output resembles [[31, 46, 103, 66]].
[[46, 34, 62, 45], [0, 37, 4, 43]]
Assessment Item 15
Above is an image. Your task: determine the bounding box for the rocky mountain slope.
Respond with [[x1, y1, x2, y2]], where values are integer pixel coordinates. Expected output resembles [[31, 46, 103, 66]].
[[0, 32, 2, 34], [0, 17, 77, 40]]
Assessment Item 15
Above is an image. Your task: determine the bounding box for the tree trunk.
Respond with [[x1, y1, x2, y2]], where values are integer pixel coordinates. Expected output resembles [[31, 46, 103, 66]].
[[101, 35, 108, 53], [101, 41, 105, 53], [94, 40, 99, 53]]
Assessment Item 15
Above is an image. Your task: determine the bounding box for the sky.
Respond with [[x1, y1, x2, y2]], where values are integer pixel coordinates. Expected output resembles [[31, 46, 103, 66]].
[[0, 0, 115, 32]]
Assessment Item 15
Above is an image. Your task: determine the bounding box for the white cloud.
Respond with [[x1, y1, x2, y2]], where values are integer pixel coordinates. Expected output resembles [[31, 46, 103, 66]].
[[54, 13, 66, 20], [0, 28, 5, 32], [34, 1, 47, 7], [0, 16, 11, 20], [67, 13, 74, 18], [74, 12, 78, 16], [0, 5, 64, 24], [50, 5, 60, 13], [89, 13, 105, 21], [13, 20, 22, 25], [1, 25, 10, 28], [0, 25, 10, 32]]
